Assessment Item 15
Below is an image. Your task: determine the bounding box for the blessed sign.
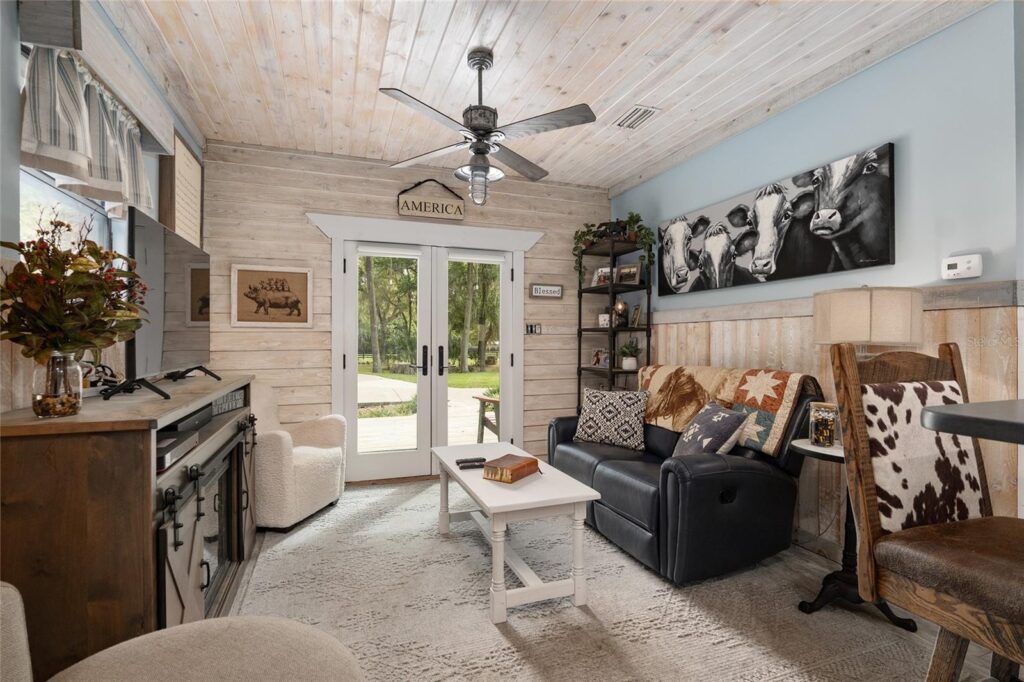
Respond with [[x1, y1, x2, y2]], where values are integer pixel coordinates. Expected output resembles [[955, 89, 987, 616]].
[[397, 179, 465, 221]]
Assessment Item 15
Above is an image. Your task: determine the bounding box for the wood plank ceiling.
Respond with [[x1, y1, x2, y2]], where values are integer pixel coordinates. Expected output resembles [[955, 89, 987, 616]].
[[138, 0, 985, 195]]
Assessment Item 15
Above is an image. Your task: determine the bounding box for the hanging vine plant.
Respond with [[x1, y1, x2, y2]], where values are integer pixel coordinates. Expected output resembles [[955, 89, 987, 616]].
[[572, 223, 597, 285]]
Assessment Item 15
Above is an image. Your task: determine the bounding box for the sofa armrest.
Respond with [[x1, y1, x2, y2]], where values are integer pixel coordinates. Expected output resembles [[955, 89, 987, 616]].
[[659, 453, 799, 584], [547, 416, 579, 465], [282, 415, 347, 450]]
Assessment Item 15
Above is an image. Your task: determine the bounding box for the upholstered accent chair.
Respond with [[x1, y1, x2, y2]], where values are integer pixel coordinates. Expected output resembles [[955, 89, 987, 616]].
[[250, 381, 346, 530], [1, 582, 364, 681], [832, 343, 1024, 681]]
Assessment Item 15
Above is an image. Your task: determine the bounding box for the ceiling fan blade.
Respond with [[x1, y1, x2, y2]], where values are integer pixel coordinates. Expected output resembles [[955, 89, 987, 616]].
[[492, 145, 548, 181], [379, 88, 468, 133], [390, 140, 472, 169], [496, 103, 596, 140]]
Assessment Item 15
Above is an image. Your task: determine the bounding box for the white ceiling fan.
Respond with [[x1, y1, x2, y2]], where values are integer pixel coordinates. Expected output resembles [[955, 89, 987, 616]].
[[381, 47, 596, 206]]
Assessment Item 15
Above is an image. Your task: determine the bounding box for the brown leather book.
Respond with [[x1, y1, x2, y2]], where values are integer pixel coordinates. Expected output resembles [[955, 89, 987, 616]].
[[482, 454, 539, 484]]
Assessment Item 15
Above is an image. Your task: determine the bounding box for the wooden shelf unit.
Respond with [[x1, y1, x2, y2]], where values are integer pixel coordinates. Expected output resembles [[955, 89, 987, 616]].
[[576, 237, 653, 411]]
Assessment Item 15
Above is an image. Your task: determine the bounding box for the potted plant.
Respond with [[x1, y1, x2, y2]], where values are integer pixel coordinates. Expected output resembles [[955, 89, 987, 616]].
[[1, 212, 147, 417], [618, 337, 641, 371]]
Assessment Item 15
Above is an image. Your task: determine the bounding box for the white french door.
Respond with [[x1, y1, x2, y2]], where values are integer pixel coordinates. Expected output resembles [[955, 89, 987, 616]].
[[342, 242, 515, 481]]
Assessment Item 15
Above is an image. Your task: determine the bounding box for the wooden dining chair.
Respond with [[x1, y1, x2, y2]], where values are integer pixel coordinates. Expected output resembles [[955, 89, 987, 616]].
[[831, 342, 1023, 681]]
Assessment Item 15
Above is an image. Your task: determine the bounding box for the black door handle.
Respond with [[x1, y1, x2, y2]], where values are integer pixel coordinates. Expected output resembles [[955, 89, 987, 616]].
[[438, 346, 444, 376], [421, 344, 428, 376], [200, 560, 211, 590]]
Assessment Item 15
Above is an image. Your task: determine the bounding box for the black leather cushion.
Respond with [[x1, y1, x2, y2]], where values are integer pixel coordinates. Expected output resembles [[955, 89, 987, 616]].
[[593, 502, 659, 571], [551, 441, 646, 488], [592, 456, 662, 531], [644, 423, 681, 460]]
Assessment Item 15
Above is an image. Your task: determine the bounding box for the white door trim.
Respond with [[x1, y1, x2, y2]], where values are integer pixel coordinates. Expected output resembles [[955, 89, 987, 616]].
[[310, 213, 537, 481], [309, 213, 543, 252]]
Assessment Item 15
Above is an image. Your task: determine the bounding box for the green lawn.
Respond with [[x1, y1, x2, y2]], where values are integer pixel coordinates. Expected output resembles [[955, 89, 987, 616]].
[[358, 365, 498, 392]]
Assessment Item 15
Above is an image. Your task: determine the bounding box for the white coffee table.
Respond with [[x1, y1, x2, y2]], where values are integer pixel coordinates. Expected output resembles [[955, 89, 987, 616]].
[[431, 442, 600, 623]]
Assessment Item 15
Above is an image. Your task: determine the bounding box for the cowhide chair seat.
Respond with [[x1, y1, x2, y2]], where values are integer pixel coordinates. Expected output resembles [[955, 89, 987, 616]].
[[832, 343, 1024, 682]]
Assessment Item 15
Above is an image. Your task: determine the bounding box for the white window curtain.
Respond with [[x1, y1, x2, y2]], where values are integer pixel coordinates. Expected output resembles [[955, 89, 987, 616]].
[[20, 48, 91, 182], [21, 46, 153, 216]]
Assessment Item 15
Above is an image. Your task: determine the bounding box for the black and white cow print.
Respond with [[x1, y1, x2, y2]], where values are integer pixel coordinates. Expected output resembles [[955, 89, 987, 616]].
[[860, 380, 985, 534]]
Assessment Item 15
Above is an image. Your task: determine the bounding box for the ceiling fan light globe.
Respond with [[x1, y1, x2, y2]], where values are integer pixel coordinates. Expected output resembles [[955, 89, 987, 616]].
[[469, 170, 488, 206]]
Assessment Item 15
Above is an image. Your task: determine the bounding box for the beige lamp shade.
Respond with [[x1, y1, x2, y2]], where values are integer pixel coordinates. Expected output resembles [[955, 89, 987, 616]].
[[813, 287, 923, 346]]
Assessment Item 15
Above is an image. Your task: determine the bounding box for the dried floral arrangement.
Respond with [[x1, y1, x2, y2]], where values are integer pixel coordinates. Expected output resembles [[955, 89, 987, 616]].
[[1, 210, 147, 364]]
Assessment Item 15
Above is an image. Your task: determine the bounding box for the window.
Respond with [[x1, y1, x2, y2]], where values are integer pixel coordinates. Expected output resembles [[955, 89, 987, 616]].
[[20, 167, 112, 248]]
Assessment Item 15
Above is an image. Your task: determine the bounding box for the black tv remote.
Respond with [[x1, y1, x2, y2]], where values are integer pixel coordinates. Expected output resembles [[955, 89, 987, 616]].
[[458, 462, 485, 470], [455, 457, 486, 465]]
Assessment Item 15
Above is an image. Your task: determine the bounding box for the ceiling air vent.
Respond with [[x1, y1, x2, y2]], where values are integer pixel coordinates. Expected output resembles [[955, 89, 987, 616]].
[[614, 105, 659, 130]]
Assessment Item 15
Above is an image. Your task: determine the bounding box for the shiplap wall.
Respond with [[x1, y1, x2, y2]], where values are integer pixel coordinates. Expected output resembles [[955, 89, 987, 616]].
[[202, 142, 609, 457], [651, 299, 1021, 560]]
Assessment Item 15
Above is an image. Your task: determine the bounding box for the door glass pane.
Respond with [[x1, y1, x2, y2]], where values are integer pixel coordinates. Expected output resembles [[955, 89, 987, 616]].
[[357, 255, 419, 453], [446, 260, 500, 445]]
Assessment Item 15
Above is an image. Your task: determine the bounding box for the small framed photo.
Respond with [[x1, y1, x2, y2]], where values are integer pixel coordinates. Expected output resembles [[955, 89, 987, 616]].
[[590, 349, 610, 368], [616, 263, 641, 285], [591, 267, 612, 287], [630, 304, 642, 328], [597, 313, 611, 328], [185, 263, 210, 328], [231, 264, 313, 328]]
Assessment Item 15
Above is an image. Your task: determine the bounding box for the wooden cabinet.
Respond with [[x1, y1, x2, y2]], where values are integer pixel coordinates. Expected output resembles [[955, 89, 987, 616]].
[[1, 375, 254, 680]]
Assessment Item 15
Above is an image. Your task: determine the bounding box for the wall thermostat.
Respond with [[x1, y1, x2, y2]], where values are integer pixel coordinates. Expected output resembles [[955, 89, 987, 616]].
[[941, 254, 982, 280]]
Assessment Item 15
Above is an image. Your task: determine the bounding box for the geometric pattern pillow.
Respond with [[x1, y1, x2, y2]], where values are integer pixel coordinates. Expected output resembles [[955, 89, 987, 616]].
[[672, 401, 751, 457], [861, 380, 985, 535], [574, 388, 648, 450]]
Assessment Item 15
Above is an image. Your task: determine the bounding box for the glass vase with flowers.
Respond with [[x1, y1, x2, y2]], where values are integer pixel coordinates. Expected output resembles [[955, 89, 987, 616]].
[[1, 210, 147, 417]]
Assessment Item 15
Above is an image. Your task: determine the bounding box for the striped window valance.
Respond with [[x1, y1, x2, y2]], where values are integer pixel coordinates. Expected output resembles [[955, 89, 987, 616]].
[[21, 47, 153, 216]]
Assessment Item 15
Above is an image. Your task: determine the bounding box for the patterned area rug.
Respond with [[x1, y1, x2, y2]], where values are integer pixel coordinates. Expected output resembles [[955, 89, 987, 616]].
[[235, 481, 959, 681]]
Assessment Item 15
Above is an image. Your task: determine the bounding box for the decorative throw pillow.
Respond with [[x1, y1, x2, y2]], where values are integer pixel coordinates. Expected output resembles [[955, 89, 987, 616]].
[[574, 388, 648, 450], [672, 402, 751, 457], [861, 380, 985, 534]]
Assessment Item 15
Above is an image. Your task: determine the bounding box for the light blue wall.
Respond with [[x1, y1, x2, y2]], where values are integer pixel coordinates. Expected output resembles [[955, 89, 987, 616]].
[[1016, 1, 1024, 278], [1, 0, 19, 248], [612, 3, 1019, 311]]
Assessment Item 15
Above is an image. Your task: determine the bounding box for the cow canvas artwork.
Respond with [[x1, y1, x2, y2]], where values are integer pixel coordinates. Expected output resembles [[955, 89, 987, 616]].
[[658, 143, 894, 296], [231, 265, 313, 328]]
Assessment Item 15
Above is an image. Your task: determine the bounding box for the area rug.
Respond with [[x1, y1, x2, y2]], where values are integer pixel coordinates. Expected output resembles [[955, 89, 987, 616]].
[[235, 480, 969, 681]]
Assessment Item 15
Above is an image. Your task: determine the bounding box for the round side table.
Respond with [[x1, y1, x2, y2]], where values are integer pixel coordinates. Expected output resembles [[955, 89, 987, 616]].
[[790, 438, 917, 632]]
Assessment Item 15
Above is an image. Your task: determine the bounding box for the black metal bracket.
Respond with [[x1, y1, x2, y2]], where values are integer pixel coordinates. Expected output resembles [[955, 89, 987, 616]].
[[163, 487, 184, 550], [187, 465, 206, 519], [166, 365, 222, 382], [102, 377, 171, 400], [240, 413, 257, 451], [397, 178, 463, 202]]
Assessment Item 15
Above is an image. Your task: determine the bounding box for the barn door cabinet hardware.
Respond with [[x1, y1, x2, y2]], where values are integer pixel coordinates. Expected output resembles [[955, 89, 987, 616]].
[[0, 375, 256, 681], [575, 220, 654, 412]]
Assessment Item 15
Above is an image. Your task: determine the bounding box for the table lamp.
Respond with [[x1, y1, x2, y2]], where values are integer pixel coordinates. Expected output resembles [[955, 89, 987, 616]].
[[813, 286, 923, 354]]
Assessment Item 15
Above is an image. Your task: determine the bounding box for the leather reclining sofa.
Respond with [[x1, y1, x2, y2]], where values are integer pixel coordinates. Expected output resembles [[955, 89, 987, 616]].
[[548, 367, 822, 585]]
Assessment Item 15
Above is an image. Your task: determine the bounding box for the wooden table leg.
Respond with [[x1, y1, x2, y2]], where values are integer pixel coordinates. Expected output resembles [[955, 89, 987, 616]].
[[439, 467, 449, 535], [571, 502, 587, 607], [477, 401, 486, 443], [490, 514, 507, 623]]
